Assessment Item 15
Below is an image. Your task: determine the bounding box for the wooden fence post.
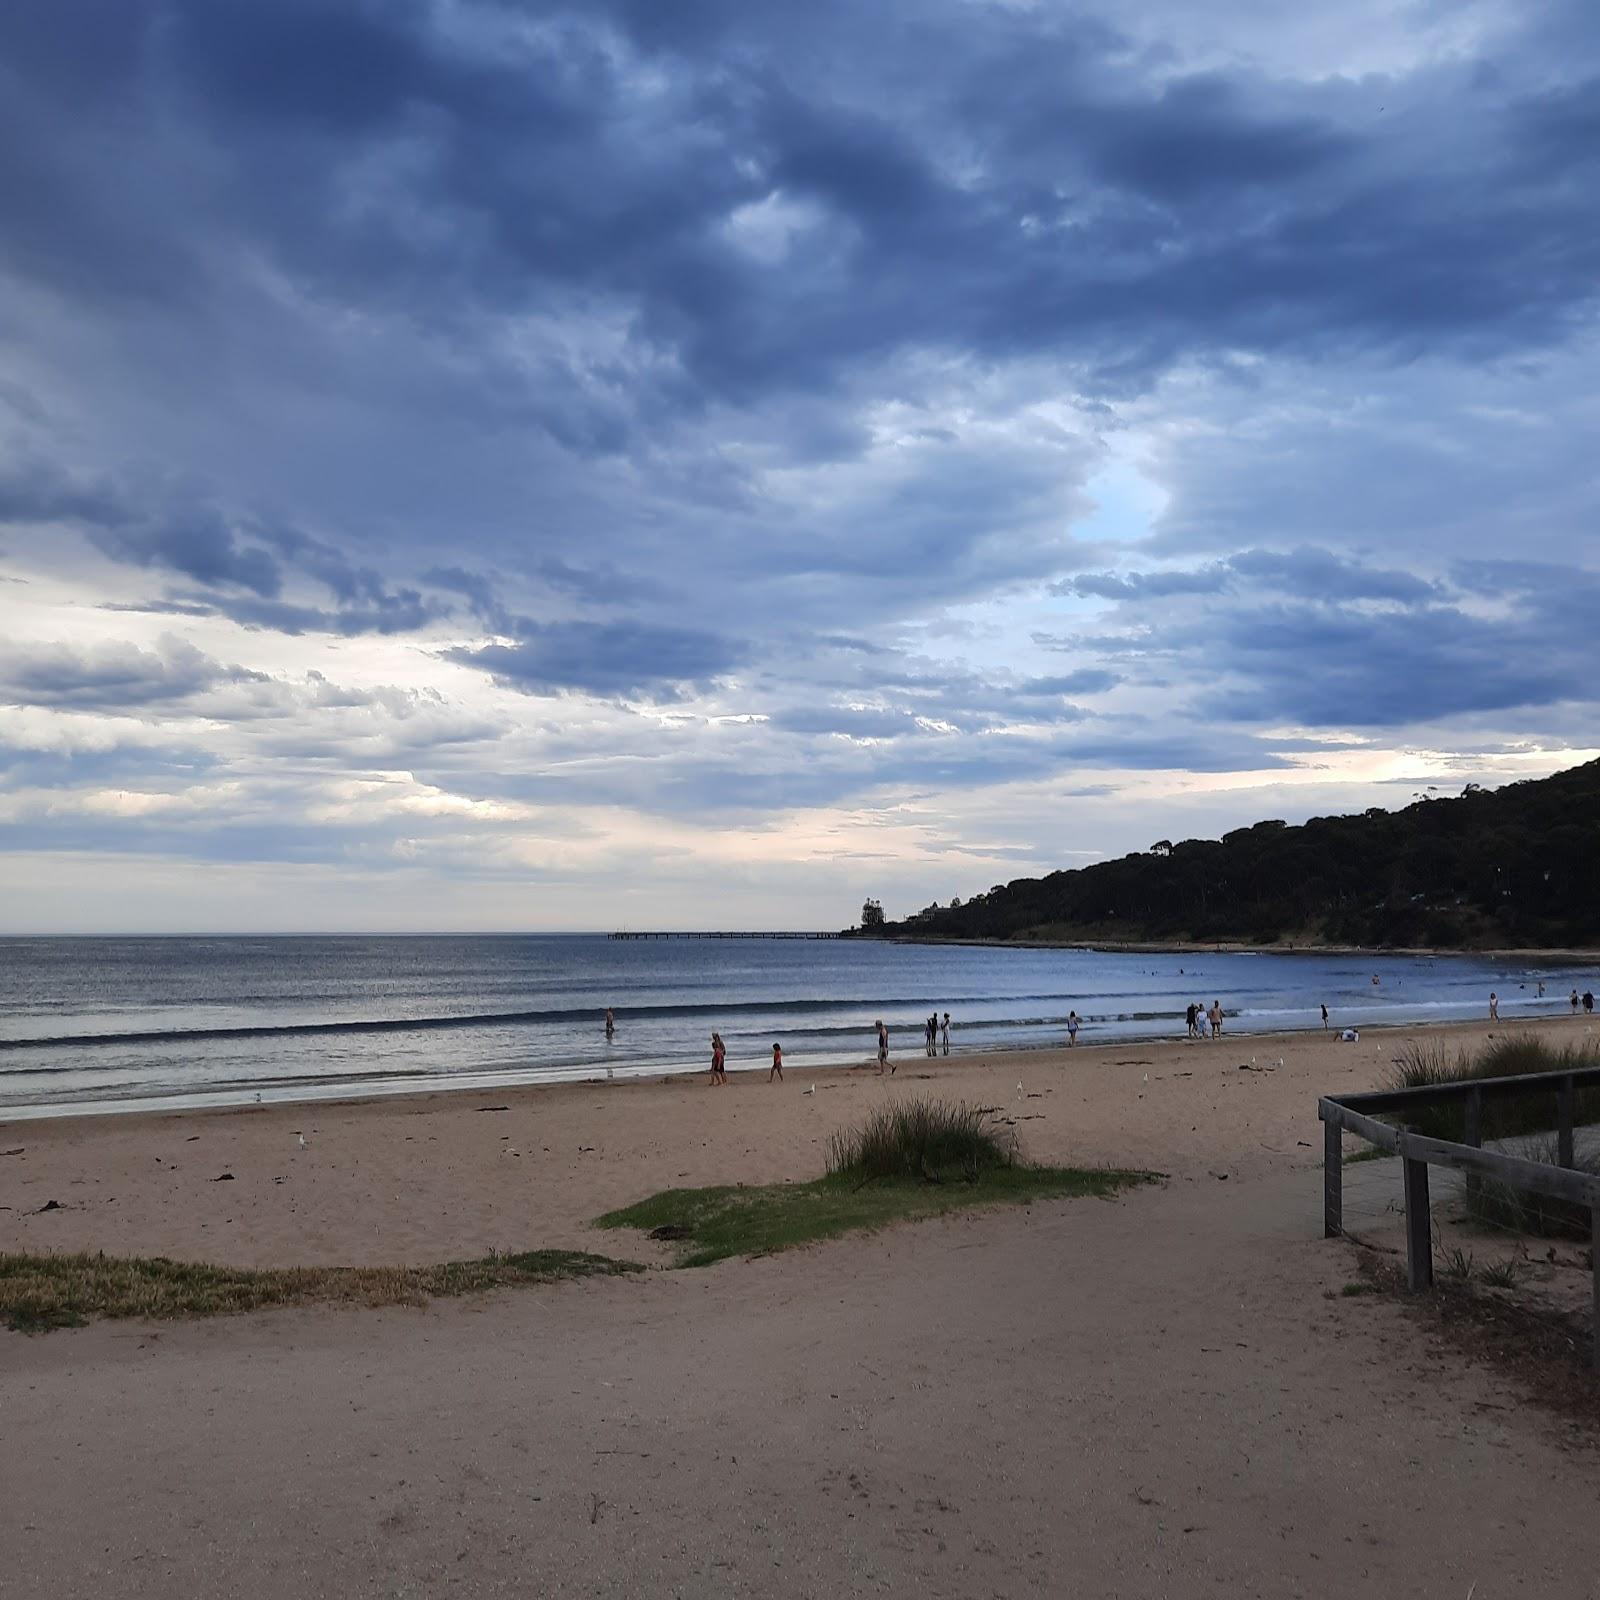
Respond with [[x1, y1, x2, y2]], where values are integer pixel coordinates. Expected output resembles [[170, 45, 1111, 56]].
[[1592, 1206, 1599, 1375], [1463, 1087, 1482, 1149], [1558, 1075, 1575, 1170], [1403, 1156, 1432, 1291], [1324, 1117, 1342, 1239]]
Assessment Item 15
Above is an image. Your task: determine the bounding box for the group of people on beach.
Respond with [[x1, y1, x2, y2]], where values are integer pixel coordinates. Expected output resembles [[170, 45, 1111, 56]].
[[706, 1031, 785, 1085], [603, 976, 1600, 1089], [1490, 987, 1593, 1021], [875, 1012, 952, 1073]]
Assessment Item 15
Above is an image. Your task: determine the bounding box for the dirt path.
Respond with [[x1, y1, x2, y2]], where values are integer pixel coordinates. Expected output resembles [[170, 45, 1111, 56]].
[[6, 1166, 1598, 1599]]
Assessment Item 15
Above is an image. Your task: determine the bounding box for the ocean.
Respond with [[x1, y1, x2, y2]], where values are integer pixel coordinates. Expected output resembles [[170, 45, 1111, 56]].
[[0, 935, 1592, 1118]]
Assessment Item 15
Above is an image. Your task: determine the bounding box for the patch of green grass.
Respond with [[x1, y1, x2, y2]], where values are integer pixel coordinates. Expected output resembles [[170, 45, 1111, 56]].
[[1339, 1281, 1375, 1297], [601, 1099, 1155, 1267], [0, 1248, 640, 1335], [597, 1164, 1155, 1268]]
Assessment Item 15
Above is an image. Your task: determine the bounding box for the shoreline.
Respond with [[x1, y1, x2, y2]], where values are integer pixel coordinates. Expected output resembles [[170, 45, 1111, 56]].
[[2, 1002, 1589, 1126], [2, 1012, 1591, 1271]]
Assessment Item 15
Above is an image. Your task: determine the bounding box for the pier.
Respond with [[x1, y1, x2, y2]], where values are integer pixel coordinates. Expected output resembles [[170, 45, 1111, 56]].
[[608, 930, 840, 940]]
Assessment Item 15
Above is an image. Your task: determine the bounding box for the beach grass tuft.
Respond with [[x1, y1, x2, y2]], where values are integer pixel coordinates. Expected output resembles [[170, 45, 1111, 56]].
[[0, 1248, 640, 1335], [825, 1097, 1017, 1182], [599, 1098, 1156, 1267], [1385, 1036, 1600, 1143]]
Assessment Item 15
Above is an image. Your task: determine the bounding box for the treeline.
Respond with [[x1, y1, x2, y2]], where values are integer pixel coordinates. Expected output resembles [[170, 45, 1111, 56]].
[[873, 758, 1600, 949]]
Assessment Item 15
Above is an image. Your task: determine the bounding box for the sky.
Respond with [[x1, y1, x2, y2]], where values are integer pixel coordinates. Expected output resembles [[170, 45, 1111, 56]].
[[1, 0, 1597, 933]]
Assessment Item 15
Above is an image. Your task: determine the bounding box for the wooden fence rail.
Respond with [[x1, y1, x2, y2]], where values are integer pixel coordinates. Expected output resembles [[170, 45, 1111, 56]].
[[1318, 1075, 1600, 1370]]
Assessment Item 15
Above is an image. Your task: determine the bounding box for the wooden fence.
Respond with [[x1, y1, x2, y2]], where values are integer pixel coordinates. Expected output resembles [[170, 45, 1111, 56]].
[[1318, 1065, 1600, 1370]]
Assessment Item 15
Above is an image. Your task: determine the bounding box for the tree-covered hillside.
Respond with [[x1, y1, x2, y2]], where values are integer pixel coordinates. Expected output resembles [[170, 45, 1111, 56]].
[[875, 759, 1600, 949]]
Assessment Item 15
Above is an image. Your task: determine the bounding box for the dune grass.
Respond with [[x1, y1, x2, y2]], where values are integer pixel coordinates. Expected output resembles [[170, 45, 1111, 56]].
[[1380, 1037, 1600, 1242], [0, 1248, 640, 1334], [599, 1096, 1156, 1267], [1385, 1036, 1600, 1143], [1460, 1137, 1600, 1242], [825, 1097, 1018, 1181]]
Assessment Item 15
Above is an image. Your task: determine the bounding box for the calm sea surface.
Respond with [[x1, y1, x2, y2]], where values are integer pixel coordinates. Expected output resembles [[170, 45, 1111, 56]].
[[0, 935, 1593, 1118]]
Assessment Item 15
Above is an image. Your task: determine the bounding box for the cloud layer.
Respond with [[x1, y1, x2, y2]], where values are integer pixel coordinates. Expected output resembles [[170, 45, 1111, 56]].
[[0, 0, 1596, 927]]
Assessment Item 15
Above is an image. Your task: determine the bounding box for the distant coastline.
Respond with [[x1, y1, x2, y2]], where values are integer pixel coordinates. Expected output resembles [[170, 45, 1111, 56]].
[[850, 934, 1600, 961]]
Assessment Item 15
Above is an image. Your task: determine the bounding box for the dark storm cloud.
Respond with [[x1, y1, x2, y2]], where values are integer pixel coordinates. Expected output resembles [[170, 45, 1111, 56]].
[[1195, 601, 1588, 728], [181, 589, 448, 637], [447, 620, 743, 700], [0, 459, 282, 596], [0, 636, 266, 712], [1060, 549, 1439, 604], [3, 1, 1597, 408], [1045, 545, 1593, 729]]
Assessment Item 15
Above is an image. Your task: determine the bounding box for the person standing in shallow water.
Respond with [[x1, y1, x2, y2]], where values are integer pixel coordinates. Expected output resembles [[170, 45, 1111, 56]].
[[1184, 1002, 1198, 1039], [876, 1019, 891, 1075], [1321, 1003, 1329, 1030], [1208, 1000, 1223, 1038], [1067, 1010, 1080, 1046], [605, 1007, 615, 1041], [941, 1012, 951, 1053], [710, 1032, 726, 1085]]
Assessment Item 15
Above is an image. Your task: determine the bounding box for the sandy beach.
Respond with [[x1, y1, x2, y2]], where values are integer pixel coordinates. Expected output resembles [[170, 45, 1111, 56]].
[[2, 1013, 1594, 1267], [6, 1013, 1600, 1599]]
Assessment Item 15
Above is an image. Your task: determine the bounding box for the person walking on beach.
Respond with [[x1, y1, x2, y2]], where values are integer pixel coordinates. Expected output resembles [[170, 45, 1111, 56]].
[[876, 1020, 890, 1075], [1489, 991, 1499, 1021], [1067, 1010, 1080, 1046], [1321, 1002, 1329, 1030], [1585, 991, 1595, 1016], [941, 1012, 950, 1053], [1572, 988, 1581, 1014], [710, 1031, 726, 1085], [1208, 1000, 1223, 1038], [1184, 1002, 1198, 1039], [769, 1042, 783, 1083]]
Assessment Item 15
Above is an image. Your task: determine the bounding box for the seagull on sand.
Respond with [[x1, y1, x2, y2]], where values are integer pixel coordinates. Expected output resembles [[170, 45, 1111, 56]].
[[297, 1133, 308, 1150], [804, 1084, 816, 1096]]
